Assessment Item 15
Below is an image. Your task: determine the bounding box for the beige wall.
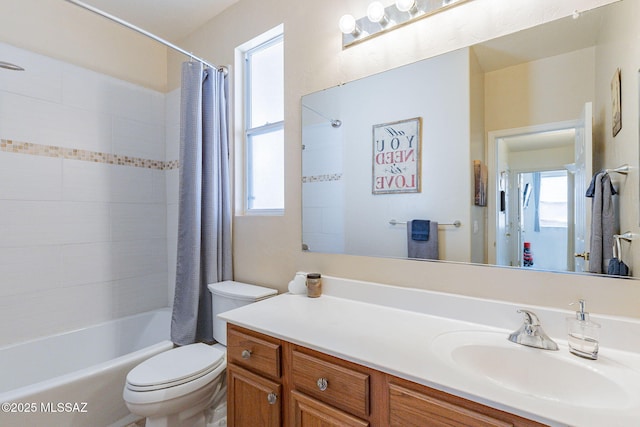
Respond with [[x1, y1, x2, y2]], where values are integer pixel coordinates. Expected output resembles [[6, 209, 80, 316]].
[[173, 0, 640, 318], [0, 0, 168, 91], [484, 48, 596, 132]]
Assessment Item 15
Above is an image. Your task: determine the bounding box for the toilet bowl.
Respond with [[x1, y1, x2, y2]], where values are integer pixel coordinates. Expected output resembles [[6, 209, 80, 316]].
[[123, 281, 277, 427]]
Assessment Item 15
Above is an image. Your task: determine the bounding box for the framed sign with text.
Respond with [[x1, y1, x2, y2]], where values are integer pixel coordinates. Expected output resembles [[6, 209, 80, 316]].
[[372, 117, 422, 194]]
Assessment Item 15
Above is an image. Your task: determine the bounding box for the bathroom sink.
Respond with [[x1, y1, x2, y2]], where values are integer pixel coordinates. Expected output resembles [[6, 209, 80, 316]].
[[430, 330, 640, 409]]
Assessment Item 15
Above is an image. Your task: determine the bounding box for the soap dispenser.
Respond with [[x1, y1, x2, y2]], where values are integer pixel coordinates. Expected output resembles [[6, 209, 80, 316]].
[[566, 299, 600, 360]]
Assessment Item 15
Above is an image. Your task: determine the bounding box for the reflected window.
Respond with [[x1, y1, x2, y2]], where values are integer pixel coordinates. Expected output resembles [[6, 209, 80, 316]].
[[539, 171, 568, 228]]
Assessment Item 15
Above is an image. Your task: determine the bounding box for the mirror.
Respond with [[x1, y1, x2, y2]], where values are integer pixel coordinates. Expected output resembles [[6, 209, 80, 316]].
[[302, 0, 637, 278]]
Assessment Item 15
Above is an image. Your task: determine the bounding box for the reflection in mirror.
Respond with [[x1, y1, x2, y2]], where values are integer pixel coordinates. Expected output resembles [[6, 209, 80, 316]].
[[302, 0, 638, 278]]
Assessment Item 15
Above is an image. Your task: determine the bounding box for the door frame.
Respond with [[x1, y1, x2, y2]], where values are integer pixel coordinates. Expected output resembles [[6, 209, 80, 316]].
[[487, 120, 579, 266]]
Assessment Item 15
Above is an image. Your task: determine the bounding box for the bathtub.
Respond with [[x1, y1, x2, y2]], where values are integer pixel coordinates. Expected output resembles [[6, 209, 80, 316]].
[[0, 308, 173, 427]]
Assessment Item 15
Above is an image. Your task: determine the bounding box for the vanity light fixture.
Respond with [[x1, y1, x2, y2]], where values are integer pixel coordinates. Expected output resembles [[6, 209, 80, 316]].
[[367, 2, 391, 27], [339, 14, 362, 37], [340, 0, 472, 48], [395, 0, 420, 15]]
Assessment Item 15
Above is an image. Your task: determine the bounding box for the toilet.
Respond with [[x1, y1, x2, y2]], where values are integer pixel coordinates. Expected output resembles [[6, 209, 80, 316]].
[[123, 281, 277, 427]]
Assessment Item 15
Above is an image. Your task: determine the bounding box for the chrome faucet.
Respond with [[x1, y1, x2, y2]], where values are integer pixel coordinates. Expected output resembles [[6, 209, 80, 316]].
[[508, 309, 558, 351]]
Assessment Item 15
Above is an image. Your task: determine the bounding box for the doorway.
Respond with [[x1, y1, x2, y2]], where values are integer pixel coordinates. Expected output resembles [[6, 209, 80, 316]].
[[487, 103, 593, 273], [516, 170, 571, 270]]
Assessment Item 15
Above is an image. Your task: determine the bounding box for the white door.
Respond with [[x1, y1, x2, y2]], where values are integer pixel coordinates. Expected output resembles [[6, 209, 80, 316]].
[[572, 102, 593, 272]]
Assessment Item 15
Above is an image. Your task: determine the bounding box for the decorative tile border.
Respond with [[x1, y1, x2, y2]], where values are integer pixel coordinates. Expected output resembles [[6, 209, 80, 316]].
[[0, 139, 179, 170], [302, 173, 343, 183]]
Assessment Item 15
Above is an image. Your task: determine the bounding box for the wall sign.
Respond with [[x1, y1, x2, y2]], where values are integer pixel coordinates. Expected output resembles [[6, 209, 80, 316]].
[[372, 117, 422, 194]]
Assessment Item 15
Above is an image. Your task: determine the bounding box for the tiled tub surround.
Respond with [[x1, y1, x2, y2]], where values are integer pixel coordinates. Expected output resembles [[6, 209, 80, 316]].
[[0, 43, 176, 347], [220, 275, 640, 426]]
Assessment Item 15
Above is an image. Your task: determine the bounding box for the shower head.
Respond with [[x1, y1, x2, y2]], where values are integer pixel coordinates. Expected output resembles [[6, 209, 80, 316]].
[[0, 61, 25, 71]]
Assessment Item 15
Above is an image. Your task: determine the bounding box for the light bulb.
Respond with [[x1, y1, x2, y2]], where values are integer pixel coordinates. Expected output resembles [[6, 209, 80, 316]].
[[339, 14, 357, 35], [367, 2, 386, 23], [395, 0, 416, 13]]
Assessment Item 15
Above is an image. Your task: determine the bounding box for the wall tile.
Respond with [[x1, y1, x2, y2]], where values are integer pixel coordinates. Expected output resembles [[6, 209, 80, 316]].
[[0, 152, 62, 200], [111, 203, 166, 242], [62, 64, 114, 114], [109, 80, 159, 124], [0, 201, 66, 247], [0, 43, 172, 347], [166, 168, 179, 205], [0, 92, 50, 144], [109, 165, 155, 203], [112, 116, 164, 160], [0, 43, 63, 103], [0, 246, 63, 297], [166, 202, 178, 307], [111, 273, 169, 319], [62, 159, 112, 202], [165, 88, 181, 161], [59, 202, 112, 245], [61, 242, 115, 287], [111, 239, 167, 280], [0, 200, 110, 247], [0, 282, 113, 347]]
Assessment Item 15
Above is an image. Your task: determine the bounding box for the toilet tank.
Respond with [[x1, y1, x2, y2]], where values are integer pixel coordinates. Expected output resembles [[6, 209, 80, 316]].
[[208, 281, 277, 345]]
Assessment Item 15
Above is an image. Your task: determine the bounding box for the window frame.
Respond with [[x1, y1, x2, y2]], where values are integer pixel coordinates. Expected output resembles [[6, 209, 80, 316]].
[[243, 33, 285, 215]]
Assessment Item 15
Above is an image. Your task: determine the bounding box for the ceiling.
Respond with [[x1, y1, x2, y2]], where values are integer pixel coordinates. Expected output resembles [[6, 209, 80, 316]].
[[77, 0, 239, 42]]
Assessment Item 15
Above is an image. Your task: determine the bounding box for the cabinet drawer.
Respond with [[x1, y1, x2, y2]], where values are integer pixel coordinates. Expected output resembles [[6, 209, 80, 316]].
[[227, 327, 281, 379], [292, 350, 369, 419]]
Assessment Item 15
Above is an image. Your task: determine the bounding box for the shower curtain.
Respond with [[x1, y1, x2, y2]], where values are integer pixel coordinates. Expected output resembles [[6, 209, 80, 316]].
[[171, 62, 232, 346]]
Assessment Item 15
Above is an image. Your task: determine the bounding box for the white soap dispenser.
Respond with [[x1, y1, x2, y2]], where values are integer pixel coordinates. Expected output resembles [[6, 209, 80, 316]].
[[566, 299, 600, 360]]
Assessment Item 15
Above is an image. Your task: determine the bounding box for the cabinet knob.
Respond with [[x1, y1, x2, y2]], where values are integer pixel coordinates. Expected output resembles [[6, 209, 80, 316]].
[[316, 377, 328, 391], [267, 392, 278, 405], [241, 349, 252, 360]]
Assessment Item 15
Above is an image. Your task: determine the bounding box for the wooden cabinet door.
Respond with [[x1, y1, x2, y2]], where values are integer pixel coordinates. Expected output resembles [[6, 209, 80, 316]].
[[291, 390, 369, 427], [389, 383, 513, 427], [228, 364, 281, 427]]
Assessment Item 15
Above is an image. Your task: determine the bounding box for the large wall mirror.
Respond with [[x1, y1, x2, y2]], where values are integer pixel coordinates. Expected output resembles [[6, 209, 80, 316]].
[[302, 0, 638, 279]]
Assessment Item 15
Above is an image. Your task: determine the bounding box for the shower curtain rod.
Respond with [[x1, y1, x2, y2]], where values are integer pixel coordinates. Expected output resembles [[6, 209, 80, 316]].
[[64, 0, 227, 74]]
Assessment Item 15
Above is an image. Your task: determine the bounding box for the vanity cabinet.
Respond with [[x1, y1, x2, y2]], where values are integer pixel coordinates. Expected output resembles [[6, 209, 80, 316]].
[[227, 326, 283, 427], [227, 324, 547, 427]]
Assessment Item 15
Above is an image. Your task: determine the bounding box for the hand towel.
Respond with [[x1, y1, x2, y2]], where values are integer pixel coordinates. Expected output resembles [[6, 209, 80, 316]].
[[407, 220, 439, 260], [410, 219, 430, 241], [607, 238, 629, 276], [586, 171, 617, 274]]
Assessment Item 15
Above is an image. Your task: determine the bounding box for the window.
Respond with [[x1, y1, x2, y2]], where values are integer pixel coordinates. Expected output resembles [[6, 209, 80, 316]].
[[243, 33, 284, 213], [538, 171, 568, 228]]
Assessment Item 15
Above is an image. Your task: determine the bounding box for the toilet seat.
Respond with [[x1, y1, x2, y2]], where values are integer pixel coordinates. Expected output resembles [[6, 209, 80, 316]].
[[126, 343, 225, 392]]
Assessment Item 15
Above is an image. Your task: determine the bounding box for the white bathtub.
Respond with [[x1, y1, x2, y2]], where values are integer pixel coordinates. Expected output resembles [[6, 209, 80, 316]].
[[0, 308, 173, 427]]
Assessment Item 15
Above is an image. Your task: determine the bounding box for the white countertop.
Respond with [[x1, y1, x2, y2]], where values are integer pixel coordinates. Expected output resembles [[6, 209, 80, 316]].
[[219, 276, 640, 427]]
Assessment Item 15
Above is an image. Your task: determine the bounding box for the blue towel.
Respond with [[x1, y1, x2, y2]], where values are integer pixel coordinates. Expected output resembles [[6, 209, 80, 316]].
[[411, 220, 430, 241]]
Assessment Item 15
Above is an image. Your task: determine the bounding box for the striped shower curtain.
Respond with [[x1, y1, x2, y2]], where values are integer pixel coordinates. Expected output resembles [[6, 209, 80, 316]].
[[171, 62, 232, 345]]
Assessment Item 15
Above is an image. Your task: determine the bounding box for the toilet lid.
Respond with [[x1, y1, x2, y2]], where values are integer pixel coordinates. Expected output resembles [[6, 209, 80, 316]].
[[126, 343, 225, 391]]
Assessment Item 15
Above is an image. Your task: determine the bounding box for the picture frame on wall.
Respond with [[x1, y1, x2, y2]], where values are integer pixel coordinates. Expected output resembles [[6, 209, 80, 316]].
[[612, 68, 622, 137], [372, 117, 422, 194]]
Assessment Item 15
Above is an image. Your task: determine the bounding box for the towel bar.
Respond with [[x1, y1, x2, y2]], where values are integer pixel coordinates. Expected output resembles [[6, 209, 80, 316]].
[[389, 219, 462, 228], [606, 164, 630, 174], [614, 232, 635, 241]]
